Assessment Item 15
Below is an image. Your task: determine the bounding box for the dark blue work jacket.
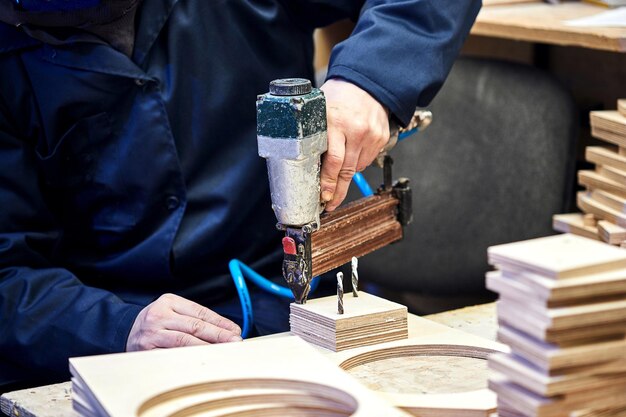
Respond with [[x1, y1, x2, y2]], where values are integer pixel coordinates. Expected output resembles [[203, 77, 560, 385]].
[[0, 0, 480, 385]]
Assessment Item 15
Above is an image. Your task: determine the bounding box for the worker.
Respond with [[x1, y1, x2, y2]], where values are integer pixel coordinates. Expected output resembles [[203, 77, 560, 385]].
[[0, 0, 481, 390]]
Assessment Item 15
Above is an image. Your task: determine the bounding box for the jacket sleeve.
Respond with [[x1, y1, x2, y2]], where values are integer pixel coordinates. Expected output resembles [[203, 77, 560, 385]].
[[0, 99, 143, 382], [286, 0, 482, 125]]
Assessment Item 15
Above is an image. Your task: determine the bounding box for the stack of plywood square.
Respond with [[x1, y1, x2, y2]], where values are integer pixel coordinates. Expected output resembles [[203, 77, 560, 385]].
[[290, 291, 408, 351], [485, 233, 626, 417], [554, 99, 626, 247]]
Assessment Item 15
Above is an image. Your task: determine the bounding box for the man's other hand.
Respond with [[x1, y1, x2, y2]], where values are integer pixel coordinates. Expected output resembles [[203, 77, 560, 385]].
[[126, 293, 242, 351], [320, 79, 389, 212]]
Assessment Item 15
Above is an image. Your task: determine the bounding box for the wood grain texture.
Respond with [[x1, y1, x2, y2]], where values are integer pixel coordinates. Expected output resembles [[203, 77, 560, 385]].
[[488, 234, 626, 279], [311, 193, 402, 276], [290, 291, 408, 351], [69, 336, 411, 417], [472, 3, 626, 52]]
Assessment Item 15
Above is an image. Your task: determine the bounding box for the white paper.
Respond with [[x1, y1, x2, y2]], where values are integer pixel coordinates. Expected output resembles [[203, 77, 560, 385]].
[[564, 7, 626, 28]]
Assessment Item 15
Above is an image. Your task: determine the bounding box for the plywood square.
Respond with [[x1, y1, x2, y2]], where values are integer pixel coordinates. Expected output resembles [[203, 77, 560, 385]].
[[488, 352, 626, 397], [489, 374, 626, 417], [69, 336, 411, 417], [290, 292, 408, 351], [598, 220, 626, 245], [585, 147, 626, 177], [589, 190, 626, 215], [497, 296, 626, 332], [488, 234, 626, 279], [552, 213, 600, 241], [500, 268, 626, 303], [591, 111, 626, 137], [497, 325, 626, 373], [578, 191, 626, 228], [579, 170, 626, 199]]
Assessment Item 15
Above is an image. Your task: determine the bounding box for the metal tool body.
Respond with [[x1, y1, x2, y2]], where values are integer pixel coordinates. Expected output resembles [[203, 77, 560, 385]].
[[257, 79, 325, 303], [257, 78, 430, 304]]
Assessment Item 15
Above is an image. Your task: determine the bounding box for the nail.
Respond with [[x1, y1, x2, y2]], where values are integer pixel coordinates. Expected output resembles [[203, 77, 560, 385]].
[[229, 335, 243, 342], [321, 191, 333, 202]]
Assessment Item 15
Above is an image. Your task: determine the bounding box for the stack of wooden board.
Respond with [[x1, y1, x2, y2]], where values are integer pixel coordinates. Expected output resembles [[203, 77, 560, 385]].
[[69, 336, 411, 417], [554, 99, 626, 247], [486, 233, 626, 417], [290, 291, 408, 351]]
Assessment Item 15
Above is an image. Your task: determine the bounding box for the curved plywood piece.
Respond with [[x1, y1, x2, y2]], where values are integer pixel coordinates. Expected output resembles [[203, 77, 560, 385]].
[[69, 337, 411, 417], [327, 331, 507, 417]]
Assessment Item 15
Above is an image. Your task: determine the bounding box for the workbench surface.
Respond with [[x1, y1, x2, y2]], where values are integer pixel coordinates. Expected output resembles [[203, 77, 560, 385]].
[[0, 302, 497, 417]]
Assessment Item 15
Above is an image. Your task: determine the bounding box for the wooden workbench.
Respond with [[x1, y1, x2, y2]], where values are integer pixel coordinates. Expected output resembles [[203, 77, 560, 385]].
[[472, 2, 626, 53], [0, 302, 497, 417]]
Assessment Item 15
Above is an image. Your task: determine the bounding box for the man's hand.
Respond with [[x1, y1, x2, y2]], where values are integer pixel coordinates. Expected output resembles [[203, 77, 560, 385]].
[[126, 293, 242, 351], [320, 79, 390, 212]]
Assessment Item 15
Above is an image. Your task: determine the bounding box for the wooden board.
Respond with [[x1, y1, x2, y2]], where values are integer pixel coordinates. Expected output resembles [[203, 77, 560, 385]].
[[290, 292, 408, 351], [485, 271, 626, 309], [490, 374, 626, 417], [552, 213, 600, 241], [585, 146, 626, 176], [497, 325, 626, 373], [488, 352, 626, 397], [577, 191, 626, 228], [619, 99, 626, 118], [497, 295, 626, 331], [312, 193, 402, 277], [597, 220, 626, 245], [327, 322, 508, 417], [592, 126, 626, 149], [591, 111, 626, 139], [596, 165, 626, 188], [579, 170, 626, 199], [69, 336, 411, 417], [471, 3, 626, 53], [0, 304, 501, 417], [487, 233, 626, 279], [499, 267, 626, 303], [589, 189, 626, 215]]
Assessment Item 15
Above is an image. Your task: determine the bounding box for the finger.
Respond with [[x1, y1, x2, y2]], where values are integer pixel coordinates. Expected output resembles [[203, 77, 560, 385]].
[[326, 144, 361, 212], [166, 294, 242, 335], [154, 329, 209, 348], [358, 118, 390, 170], [320, 128, 346, 205], [164, 315, 243, 343]]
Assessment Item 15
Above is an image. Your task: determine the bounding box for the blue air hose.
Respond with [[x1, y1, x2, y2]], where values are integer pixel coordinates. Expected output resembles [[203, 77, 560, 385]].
[[228, 259, 320, 338]]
